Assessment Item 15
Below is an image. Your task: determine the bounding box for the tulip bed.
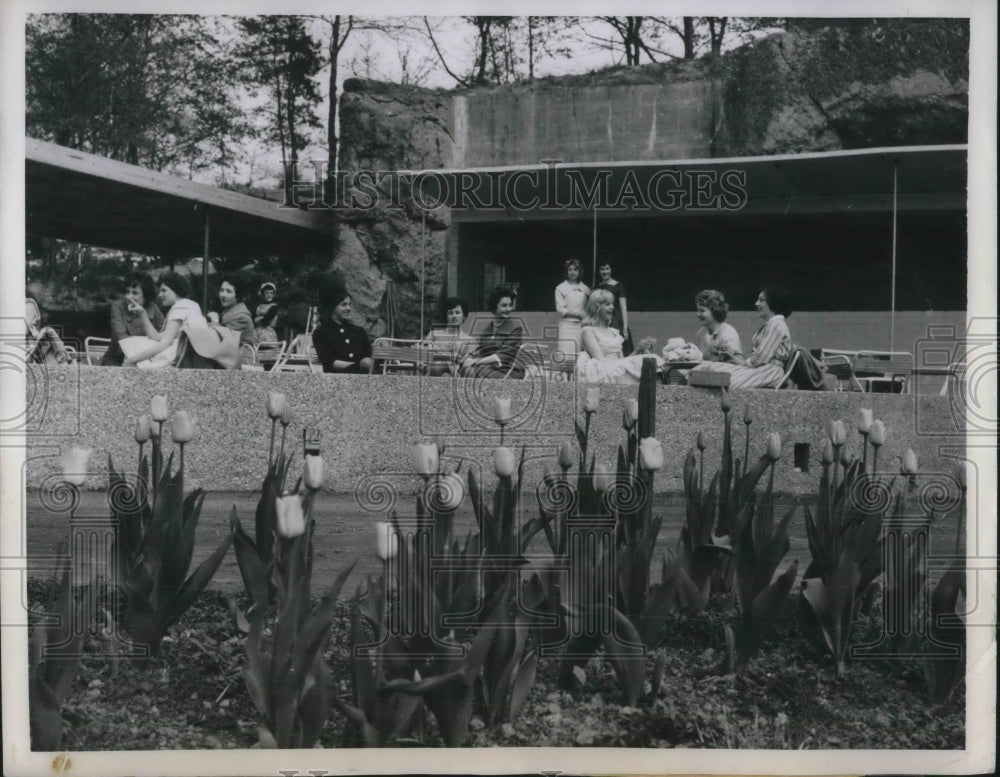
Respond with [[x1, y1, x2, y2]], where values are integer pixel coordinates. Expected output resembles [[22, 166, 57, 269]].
[[27, 367, 966, 751]]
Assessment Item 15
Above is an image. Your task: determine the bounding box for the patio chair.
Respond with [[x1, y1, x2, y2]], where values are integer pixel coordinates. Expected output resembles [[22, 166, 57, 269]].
[[771, 350, 802, 389], [939, 361, 967, 397], [369, 338, 427, 375], [254, 340, 287, 371], [84, 336, 111, 366], [503, 342, 552, 381], [273, 334, 320, 373]]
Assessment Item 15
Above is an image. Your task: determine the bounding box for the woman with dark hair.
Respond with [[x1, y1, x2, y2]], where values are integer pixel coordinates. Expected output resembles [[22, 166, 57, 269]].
[[25, 284, 72, 365], [424, 296, 475, 376], [694, 289, 742, 363], [312, 286, 373, 373], [461, 285, 523, 379], [554, 258, 590, 357], [254, 282, 280, 339], [120, 271, 207, 369], [577, 289, 663, 384], [689, 287, 794, 389], [101, 272, 164, 366], [217, 276, 256, 348]]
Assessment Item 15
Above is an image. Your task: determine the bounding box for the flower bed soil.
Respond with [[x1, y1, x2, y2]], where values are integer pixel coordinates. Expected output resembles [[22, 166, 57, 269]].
[[28, 579, 964, 751]]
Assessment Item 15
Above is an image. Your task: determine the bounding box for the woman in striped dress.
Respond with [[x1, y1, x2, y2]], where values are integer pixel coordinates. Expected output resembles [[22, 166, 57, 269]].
[[689, 287, 793, 389]]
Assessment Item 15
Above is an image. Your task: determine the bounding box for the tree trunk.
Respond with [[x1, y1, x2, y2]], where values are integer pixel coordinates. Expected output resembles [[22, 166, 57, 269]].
[[683, 17, 695, 59]]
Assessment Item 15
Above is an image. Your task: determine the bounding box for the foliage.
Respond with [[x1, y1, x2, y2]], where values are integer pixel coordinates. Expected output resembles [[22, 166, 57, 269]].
[[26, 14, 252, 176], [29, 548, 89, 750], [108, 415, 233, 664], [923, 560, 966, 705]]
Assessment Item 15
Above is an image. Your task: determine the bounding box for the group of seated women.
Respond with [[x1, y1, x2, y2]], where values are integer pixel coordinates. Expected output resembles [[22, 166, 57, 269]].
[[99, 271, 283, 369]]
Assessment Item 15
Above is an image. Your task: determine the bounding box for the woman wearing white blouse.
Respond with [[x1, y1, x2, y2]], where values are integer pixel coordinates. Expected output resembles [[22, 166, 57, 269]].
[[554, 258, 590, 359]]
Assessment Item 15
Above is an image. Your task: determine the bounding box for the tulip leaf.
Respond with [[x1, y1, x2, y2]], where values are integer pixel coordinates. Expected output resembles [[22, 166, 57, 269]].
[[231, 514, 270, 616], [602, 607, 646, 706], [161, 529, 234, 632], [508, 649, 538, 721]]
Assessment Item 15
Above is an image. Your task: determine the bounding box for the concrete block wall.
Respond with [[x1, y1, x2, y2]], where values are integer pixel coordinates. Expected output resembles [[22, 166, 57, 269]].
[[25, 366, 964, 501]]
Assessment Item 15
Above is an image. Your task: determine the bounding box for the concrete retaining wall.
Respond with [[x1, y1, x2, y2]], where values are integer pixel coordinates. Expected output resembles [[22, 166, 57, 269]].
[[25, 365, 964, 499]]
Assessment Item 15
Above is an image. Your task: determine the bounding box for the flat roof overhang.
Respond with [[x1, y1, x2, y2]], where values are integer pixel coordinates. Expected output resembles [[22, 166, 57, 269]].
[[25, 138, 335, 258], [417, 145, 967, 223]]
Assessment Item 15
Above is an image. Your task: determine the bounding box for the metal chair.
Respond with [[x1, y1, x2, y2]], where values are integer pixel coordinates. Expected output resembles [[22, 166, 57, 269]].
[[254, 340, 287, 371], [771, 350, 802, 389], [939, 361, 967, 397], [820, 348, 863, 391], [503, 341, 552, 381], [273, 334, 320, 373], [852, 350, 914, 393], [369, 338, 428, 375], [84, 336, 111, 365]]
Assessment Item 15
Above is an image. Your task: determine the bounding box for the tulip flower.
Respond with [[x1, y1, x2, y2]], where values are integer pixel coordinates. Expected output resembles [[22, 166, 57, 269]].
[[593, 462, 614, 492], [639, 437, 664, 471], [584, 388, 600, 414], [821, 439, 835, 466], [743, 404, 753, 425], [493, 397, 512, 425], [275, 495, 306, 538], [171, 410, 196, 443], [765, 432, 782, 462], [696, 431, 706, 452], [374, 521, 398, 561], [558, 441, 574, 471], [828, 419, 847, 447], [279, 404, 294, 428], [413, 443, 438, 479], [901, 449, 919, 475], [623, 399, 639, 430], [60, 447, 91, 486], [149, 419, 160, 438], [150, 394, 169, 423], [856, 408, 873, 436], [303, 454, 324, 491], [720, 389, 731, 413], [869, 420, 887, 447], [840, 446, 853, 467], [494, 446, 516, 479], [134, 415, 152, 444], [434, 472, 465, 512], [267, 391, 287, 420]]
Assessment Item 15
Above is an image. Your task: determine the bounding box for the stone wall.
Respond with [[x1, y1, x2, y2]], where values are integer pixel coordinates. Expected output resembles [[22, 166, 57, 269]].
[[25, 365, 964, 499]]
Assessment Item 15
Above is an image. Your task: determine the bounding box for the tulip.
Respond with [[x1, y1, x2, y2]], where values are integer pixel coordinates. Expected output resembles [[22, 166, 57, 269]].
[[765, 432, 782, 462], [493, 397, 512, 425], [494, 446, 516, 478], [150, 394, 169, 422], [696, 431, 706, 452], [856, 408, 873, 436], [623, 399, 639, 430], [720, 389, 731, 413], [374, 521, 398, 561], [639, 437, 664, 471], [149, 420, 160, 438], [743, 404, 753, 425], [267, 391, 287, 420], [869, 420, 887, 447], [303, 454, 324, 490], [840, 446, 853, 467], [901, 449, 919, 475], [821, 439, 835, 466], [413, 443, 438, 479], [584, 388, 600, 414], [60, 447, 91, 486], [171, 410, 196, 443], [134, 415, 152, 444], [593, 462, 614, 492], [828, 419, 847, 447], [558, 441, 574, 470], [279, 403, 294, 428], [275, 495, 306, 538], [434, 472, 465, 511]]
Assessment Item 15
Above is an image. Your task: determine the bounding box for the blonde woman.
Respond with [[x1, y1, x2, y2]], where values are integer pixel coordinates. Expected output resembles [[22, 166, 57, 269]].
[[577, 289, 663, 384]]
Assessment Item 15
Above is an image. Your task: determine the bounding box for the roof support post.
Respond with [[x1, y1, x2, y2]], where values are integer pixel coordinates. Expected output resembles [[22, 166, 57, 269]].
[[202, 205, 211, 314]]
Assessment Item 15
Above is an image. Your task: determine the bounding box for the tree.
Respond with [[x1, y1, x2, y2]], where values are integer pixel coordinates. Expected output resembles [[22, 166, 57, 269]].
[[234, 16, 323, 201], [26, 14, 251, 176]]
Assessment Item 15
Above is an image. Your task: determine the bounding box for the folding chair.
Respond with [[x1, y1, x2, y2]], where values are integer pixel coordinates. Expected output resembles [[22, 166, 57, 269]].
[[820, 348, 863, 392], [84, 336, 112, 365], [771, 350, 801, 389], [273, 334, 320, 373], [254, 341, 287, 371], [369, 338, 427, 375], [939, 361, 966, 397], [852, 351, 914, 393]]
